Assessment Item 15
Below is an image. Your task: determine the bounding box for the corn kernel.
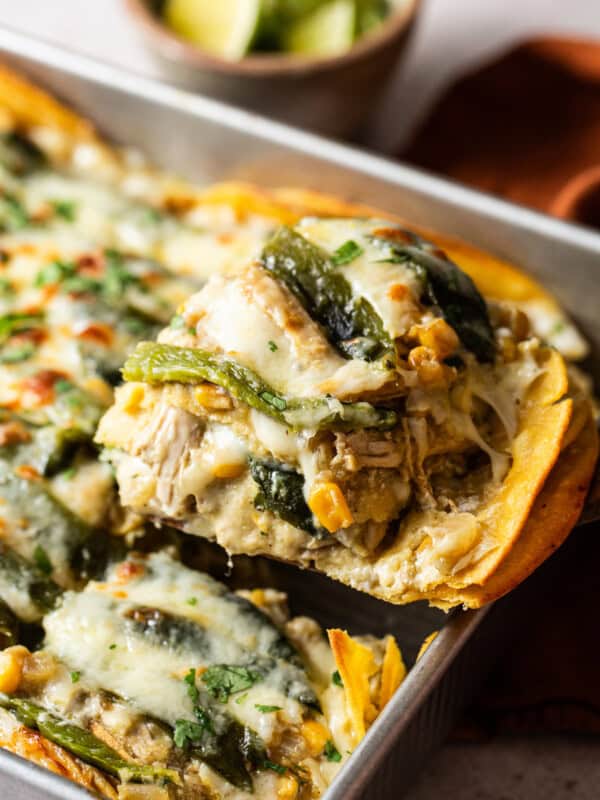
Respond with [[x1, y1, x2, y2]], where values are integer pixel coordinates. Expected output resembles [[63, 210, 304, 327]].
[[0, 646, 28, 693], [193, 383, 233, 410], [308, 482, 354, 533], [121, 383, 145, 414], [301, 719, 330, 757], [212, 462, 245, 479], [411, 319, 459, 360], [249, 589, 266, 607], [277, 773, 299, 800], [408, 346, 455, 387]]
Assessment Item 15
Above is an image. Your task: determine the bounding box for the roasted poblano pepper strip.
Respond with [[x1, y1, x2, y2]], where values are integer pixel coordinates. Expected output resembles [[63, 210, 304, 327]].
[[261, 226, 392, 360], [0, 695, 178, 784], [0, 598, 20, 648], [0, 132, 46, 176], [174, 684, 263, 791], [124, 604, 320, 709], [249, 456, 325, 540], [123, 342, 397, 432], [0, 463, 106, 584], [0, 401, 104, 476], [0, 193, 30, 233], [371, 229, 496, 362], [0, 543, 62, 621]]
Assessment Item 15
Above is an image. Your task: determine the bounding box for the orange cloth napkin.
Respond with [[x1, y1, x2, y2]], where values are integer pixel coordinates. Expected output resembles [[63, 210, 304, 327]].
[[400, 36, 600, 736], [402, 37, 600, 229]]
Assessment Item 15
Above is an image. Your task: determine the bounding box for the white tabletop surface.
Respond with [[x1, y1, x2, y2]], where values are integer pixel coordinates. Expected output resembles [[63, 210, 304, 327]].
[[0, 2, 599, 798]]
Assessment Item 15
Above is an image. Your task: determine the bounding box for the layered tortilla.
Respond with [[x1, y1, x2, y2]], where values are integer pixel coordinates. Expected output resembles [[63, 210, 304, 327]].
[[98, 213, 597, 609]]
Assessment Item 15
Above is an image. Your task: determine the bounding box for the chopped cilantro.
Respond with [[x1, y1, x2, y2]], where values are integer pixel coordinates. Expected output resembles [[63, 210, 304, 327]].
[[173, 718, 206, 749], [184, 668, 200, 704], [331, 240, 363, 266], [50, 199, 77, 222], [70, 671, 81, 684], [263, 760, 286, 775], [324, 740, 342, 762], [33, 544, 52, 576], [34, 260, 75, 288], [255, 704, 282, 713], [267, 340, 278, 352], [186, 597, 198, 606], [54, 379, 73, 394], [332, 670, 343, 687], [61, 467, 76, 480], [0, 193, 29, 232], [235, 693, 249, 705], [201, 664, 259, 703], [193, 705, 214, 733], [108, 643, 117, 650]]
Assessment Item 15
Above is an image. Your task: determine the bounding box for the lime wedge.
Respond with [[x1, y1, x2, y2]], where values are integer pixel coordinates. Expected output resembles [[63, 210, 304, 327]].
[[282, 0, 356, 56], [164, 0, 262, 60]]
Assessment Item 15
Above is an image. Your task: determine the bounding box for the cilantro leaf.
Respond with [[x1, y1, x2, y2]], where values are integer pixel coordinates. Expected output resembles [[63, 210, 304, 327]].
[[255, 704, 282, 713], [33, 544, 52, 576], [173, 718, 206, 749], [201, 665, 259, 703], [324, 740, 342, 762], [331, 240, 363, 266], [332, 670, 343, 687]]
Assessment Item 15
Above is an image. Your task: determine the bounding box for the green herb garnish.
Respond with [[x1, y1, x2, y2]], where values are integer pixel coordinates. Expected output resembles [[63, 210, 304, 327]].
[[267, 340, 278, 352], [332, 670, 343, 687], [184, 667, 200, 704], [263, 760, 287, 774], [324, 740, 342, 762], [173, 718, 206, 749], [255, 704, 282, 713], [33, 544, 52, 576], [331, 240, 363, 266], [50, 199, 77, 222], [201, 665, 259, 703], [70, 671, 81, 684]]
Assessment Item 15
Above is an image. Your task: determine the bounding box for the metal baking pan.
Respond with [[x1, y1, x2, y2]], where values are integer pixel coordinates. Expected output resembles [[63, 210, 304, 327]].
[[0, 25, 599, 800]]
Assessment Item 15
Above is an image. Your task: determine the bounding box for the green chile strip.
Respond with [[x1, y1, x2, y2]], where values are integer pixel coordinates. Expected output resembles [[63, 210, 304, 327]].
[[0, 695, 178, 784], [0, 598, 19, 648], [0, 543, 62, 620], [371, 229, 496, 362], [124, 604, 320, 709], [0, 463, 105, 583], [249, 456, 324, 538], [261, 226, 392, 360], [123, 342, 396, 432]]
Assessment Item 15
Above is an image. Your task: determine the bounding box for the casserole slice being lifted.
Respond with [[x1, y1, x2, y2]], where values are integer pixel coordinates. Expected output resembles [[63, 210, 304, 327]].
[[97, 215, 598, 609]]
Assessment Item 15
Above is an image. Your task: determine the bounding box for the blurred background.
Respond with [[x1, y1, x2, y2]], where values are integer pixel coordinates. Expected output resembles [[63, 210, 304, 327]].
[[1, 1, 600, 797]]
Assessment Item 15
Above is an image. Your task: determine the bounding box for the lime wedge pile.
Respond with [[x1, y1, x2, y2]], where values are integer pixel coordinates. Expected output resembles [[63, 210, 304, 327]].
[[164, 0, 263, 60], [283, 0, 355, 56], [162, 0, 391, 60]]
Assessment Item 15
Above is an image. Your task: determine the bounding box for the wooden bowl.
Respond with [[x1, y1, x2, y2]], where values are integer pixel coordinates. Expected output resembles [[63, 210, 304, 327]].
[[124, 0, 421, 137]]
